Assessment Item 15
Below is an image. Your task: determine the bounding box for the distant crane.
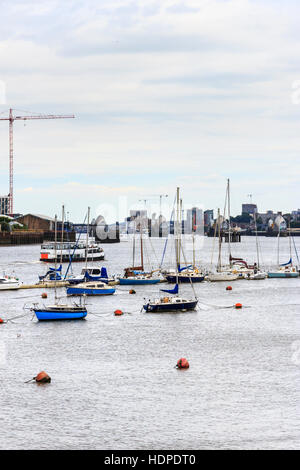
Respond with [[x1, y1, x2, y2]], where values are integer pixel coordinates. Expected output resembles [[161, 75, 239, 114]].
[[0, 108, 75, 215], [139, 194, 168, 217]]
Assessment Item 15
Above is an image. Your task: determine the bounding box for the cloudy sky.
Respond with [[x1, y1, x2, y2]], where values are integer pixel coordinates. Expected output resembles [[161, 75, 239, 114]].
[[0, 0, 300, 222]]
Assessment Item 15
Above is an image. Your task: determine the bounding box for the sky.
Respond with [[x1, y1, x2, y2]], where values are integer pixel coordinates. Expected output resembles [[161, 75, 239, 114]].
[[0, 0, 300, 223]]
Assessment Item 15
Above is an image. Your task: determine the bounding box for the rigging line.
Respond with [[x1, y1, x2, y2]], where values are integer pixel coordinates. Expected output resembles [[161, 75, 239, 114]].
[[147, 235, 159, 269], [160, 194, 176, 269], [180, 241, 197, 300], [292, 233, 300, 265], [63, 212, 88, 279]]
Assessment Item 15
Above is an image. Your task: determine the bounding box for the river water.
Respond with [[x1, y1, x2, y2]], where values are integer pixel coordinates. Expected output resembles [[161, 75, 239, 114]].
[[0, 235, 299, 450]]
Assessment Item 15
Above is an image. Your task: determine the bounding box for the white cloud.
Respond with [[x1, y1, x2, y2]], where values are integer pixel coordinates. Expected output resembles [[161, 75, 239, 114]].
[[0, 0, 300, 218]]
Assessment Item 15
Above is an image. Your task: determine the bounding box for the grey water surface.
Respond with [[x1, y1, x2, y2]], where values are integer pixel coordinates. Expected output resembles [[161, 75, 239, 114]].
[[0, 235, 299, 449]]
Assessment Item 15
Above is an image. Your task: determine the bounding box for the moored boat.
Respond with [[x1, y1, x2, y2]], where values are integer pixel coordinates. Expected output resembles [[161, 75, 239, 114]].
[[165, 269, 205, 283], [67, 266, 116, 285], [33, 303, 87, 321], [143, 295, 198, 313], [142, 188, 198, 313], [67, 281, 115, 296], [205, 271, 239, 282], [267, 266, 299, 278], [40, 237, 104, 262], [0, 275, 20, 290]]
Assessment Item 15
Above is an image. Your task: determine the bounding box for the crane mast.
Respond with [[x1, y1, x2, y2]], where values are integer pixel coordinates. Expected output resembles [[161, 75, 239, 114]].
[[0, 108, 75, 215]]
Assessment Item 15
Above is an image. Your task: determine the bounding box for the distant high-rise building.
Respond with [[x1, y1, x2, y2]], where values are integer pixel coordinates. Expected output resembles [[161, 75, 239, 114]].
[[204, 209, 214, 227], [186, 207, 203, 233], [0, 195, 9, 215], [242, 203, 257, 215]]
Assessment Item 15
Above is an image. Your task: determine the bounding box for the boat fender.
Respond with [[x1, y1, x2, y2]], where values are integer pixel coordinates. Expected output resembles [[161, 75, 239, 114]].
[[176, 358, 189, 369], [35, 371, 51, 383], [41, 293, 48, 299], [129, 289, 136, 294], [226, 286, 232, 291], [235, 303, 242, 309], [114, 309, 123, 316]]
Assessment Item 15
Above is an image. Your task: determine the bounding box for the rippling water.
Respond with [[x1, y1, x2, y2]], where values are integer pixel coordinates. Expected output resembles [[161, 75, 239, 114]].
[[0, 236, 299, 449]]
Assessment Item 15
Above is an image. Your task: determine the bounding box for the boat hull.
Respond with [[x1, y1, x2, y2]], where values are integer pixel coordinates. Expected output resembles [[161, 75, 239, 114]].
[[34, 309, 87, 321], [267, 272, 299, 278], [205, 273, 239, 281], [143, 300, 198, 313], [119, 278, 161, 285], [166, 275, 204, 283], [40, 254, 104, 262], [66, 287, 115, 295]]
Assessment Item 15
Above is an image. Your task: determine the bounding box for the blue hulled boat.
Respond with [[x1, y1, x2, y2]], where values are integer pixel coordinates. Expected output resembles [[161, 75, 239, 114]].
[[119, 275, 161, 285], [143, 188, 198, 313], [67, 281, 115, 296], [33, 304, 87, 321]]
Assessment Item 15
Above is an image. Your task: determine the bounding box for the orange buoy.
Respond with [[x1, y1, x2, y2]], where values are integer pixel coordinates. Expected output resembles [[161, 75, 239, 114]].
[[129, 289, 136, 294], [235, 303, 242, 309], [114, 309, 123, 316], [35, 371, 51, 383], [226, 286, 232, 291], [176, 358, 189, 369], [41, 292, 47, 299]]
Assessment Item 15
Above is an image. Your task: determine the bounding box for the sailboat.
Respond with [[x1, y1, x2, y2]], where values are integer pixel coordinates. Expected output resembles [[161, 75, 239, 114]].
[[143, 188, 198, 312], [118, 219, 162, 285], [32, 214, 87, 321], [243, 211, 267, 280], [268, 217, 299, 278], [66, 208, 116, 295], [205, 206, 239, 282]]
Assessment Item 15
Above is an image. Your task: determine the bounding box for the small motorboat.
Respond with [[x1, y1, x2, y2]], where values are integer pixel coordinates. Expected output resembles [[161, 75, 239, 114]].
[[66, 281, 116, 296], [0, 275, 20, 290], [268, 266, 299, 278], [118, 274, 162, 285], [165, 269, 205, 283], [67, 267, 116, 285], [244, 271, 267, 280], [143, 295, 198, 313], [205, 272, 239, 282]]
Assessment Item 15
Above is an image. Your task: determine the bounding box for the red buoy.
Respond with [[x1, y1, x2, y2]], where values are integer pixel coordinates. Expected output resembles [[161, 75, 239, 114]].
[[226, 286, 232, 291], [235, 303, 242, 309], [41, 293, 47, 299], [176, 358, 189, 369], [114, 309, 123, 316], [35, 371, 51, 383], [0, 318, 4, 324]]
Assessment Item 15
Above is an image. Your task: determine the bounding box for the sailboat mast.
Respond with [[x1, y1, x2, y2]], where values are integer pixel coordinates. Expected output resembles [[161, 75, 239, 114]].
[[217, 208, 222, 272], [60, 205, 64, 265], [54, 214, 57, 303], [179, 198, 182, 267], [140, 219, 144, 271], [85, 207, 90, 271], [254, 210, 260, 269], [277, 226, 280, 267], [192, 232, 195, 268], [175, 187, 180, 280], [289, 219, 292, 266], [227, 179, 232, 265]]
